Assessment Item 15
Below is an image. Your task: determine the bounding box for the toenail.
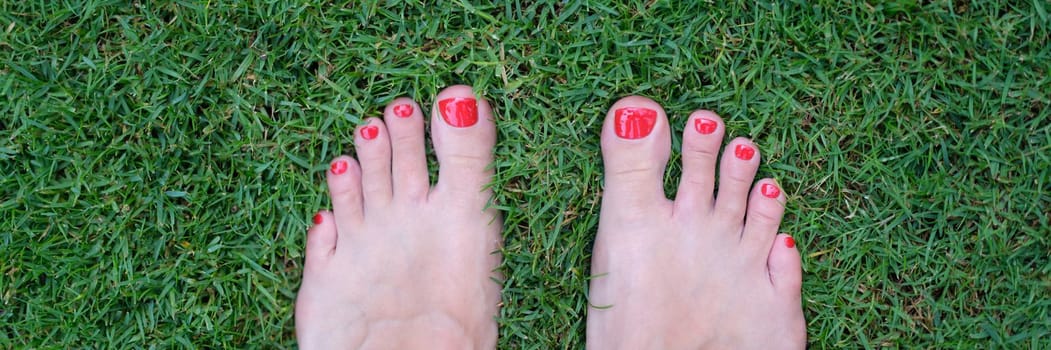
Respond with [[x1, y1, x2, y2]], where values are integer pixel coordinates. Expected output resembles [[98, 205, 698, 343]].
[[438, 97, 479, 128], [614, 107, 657, 139], [734, 144, 755, 160], [393, 104, 413, 118], [694, 117, 718, 135], [360, 126, 379, 140], [330, 160, 348, 175], [761, 183, 781, 198], [312, 213, 323, 224], [784, 235, 796, 248]]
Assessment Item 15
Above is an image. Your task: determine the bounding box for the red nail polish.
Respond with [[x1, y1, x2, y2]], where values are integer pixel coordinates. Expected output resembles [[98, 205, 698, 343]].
[[438, 97, 478, 127], [313, 213, 323, 225], [360, 126, 379, 140], [734, 144, 755, 160], [330, 160, 348, 175], [694, 118, 717, 135], [393, 104, 413, 118], [785, 236, 795, 248], [761, 183, 781, 198], [614, 107, 657, 139]]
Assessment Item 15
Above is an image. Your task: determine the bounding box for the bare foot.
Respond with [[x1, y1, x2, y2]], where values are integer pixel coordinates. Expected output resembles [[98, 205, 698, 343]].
[[587, 97, 806, 349], [295, 85, 502, 349]]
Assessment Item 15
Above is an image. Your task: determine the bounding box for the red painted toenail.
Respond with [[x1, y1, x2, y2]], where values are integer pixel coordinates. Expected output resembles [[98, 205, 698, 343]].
[[330, 160, 348, 175], [614, 107, 657, 139], [734, 144, 755, 160], [360, 125, 379, 140], [393, 104, 413, 118], [695, 117, 718, 135], [313, 213, 323, 225], [785, 236, 795, 248], [438, 97, 479, 127], [761, 183, 781, 198]]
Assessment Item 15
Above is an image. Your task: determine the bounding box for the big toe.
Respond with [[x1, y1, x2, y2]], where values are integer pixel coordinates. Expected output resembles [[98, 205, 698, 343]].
[[600, 96, 671, 211], [430, 85, 497, 202]]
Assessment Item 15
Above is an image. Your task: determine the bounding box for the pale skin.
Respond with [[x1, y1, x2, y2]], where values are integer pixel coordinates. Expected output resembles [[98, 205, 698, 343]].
[[295, 86, 806, 349]]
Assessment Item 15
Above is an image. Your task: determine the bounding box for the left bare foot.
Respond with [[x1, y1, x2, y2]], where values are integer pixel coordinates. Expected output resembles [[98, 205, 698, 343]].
[[295, 85, 502, 349]]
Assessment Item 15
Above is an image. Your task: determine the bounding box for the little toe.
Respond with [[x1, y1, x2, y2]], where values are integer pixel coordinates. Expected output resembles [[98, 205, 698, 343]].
[[674, 110, 725, 215], [600, 96, 672, 211], [430, 85, 497, 198], [355, 118, 393, 207], [741, 179, 786, 255], [305, 210, 337, 269], [326, 156, 365, 227], [713, 137, 761, 222], [767, 233, 802, 294], [384, 98, 429, 201]]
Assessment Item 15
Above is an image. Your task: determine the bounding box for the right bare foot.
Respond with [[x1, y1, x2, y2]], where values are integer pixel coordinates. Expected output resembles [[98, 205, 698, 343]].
[[587, 97, 806, 349], [295, 85, 502, 349]]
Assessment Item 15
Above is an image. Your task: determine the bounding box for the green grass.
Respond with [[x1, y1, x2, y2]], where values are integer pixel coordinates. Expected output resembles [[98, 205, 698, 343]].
[[1, 0, 1049, 348]]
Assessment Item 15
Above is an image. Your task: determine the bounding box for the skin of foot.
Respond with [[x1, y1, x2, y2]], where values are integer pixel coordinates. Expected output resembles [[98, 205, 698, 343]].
[[587, 97, 806, 349], [295, 85, 503, 349]]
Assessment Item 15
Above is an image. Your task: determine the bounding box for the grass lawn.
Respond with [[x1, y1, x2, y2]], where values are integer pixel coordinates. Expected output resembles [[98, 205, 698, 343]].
[[2, 0, 1049, 348]]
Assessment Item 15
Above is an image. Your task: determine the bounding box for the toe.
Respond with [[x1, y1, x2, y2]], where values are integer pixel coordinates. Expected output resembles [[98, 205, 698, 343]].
[[430, 85, 497, 198], [327, 156, 365, 227], [384, 98, 429, 201], [305, 210, 337, 269], [355, 118, 393, 207], [713, 137, 760, 222], [674, 110, 724, 215], [767, 233, 802, 294], [600, 96, 672, 212], [742, 179, 786, 255]]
